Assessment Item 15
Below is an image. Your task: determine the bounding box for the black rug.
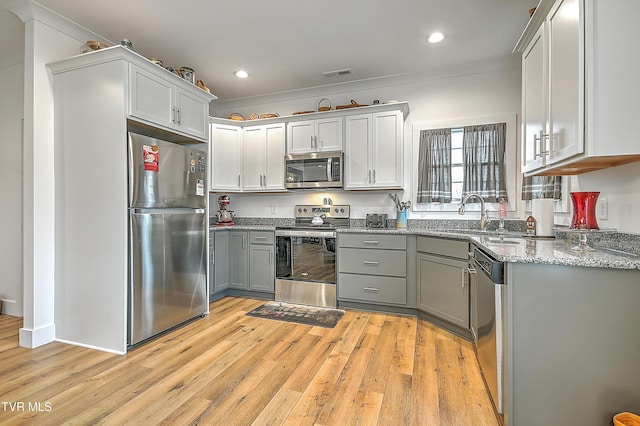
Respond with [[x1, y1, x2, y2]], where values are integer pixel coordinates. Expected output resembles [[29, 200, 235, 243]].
[[246, 301, 345, 328]]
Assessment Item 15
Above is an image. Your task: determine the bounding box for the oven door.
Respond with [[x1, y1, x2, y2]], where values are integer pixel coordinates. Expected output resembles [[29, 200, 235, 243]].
[[275, 229, 337, 308], [275, 229, 336, 283]]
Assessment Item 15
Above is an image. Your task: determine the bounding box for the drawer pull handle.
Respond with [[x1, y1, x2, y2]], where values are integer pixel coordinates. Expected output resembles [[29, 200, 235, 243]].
[[362, 260, 379, 265], [253, 236, 267, 240], [363, 287, 379, 292], [362, 240, 380, 245]]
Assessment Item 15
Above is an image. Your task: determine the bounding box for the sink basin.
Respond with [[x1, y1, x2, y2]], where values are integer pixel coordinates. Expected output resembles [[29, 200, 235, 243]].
[[485, 238, 521, 245]]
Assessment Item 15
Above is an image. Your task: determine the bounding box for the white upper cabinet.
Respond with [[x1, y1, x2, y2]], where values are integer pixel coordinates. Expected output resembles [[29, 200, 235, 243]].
[[344, 110, 403, 190], [516, 0, 640, 175], [242, 123, 286, 192], [209, 123, 242, 192], [287, 117, 343, 154], [129, 64, 210, 141]]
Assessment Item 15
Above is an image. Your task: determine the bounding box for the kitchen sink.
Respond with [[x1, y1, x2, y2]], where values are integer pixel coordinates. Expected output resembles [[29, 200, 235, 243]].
[[485, 238, 521, 245]]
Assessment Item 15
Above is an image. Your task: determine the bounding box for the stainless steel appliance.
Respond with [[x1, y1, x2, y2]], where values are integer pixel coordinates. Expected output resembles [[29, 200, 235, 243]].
[[128, 132, 208, 346], [472, 245, 507, 414], [284, 152, 343, 189], [365, 213, 388, 228], [275, 205, 350, 308]]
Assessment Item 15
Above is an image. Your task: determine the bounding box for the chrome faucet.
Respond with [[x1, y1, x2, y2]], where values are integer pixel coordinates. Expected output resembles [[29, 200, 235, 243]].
[[458, 193, 490, 231]]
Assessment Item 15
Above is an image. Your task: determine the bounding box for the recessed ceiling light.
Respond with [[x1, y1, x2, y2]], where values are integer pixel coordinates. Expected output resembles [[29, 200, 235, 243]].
[[427, 32, 445, 44], [234, 70, 248, 79]]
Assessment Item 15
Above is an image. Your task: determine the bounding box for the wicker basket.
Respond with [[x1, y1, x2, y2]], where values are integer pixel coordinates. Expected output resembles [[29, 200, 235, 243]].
[[614, 412, 640, 426], [335, 99, 367, 109], [228, 113, 244, 121], [317, 98, 331, 112]]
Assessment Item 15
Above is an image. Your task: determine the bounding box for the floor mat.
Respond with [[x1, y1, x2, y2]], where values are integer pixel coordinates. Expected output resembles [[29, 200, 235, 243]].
[[246, 301, 344, 328]]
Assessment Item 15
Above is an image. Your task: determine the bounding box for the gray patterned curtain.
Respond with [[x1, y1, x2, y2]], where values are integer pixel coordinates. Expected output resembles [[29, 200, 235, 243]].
[[462, 123, 508, 202], [521, 175, 562, 200], [417, 128, 452, 203]]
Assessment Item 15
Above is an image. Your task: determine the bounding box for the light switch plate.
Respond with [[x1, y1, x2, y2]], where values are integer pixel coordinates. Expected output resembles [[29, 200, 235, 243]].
[[597, 197, 608, 220]]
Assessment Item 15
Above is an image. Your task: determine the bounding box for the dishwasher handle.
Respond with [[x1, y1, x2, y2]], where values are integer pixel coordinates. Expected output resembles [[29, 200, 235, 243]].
[[473, 247, 505, 284]]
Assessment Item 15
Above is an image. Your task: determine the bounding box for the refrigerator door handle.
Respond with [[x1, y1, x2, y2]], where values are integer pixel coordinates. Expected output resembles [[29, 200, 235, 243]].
[[131, 208, 206, 214]]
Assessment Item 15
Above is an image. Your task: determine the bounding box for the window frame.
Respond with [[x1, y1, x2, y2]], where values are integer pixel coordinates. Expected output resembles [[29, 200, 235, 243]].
[[411, 114, 518, 214]]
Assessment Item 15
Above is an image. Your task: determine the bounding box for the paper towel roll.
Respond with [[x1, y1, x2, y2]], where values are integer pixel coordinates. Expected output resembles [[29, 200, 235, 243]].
[[532, 198, 555, 237]]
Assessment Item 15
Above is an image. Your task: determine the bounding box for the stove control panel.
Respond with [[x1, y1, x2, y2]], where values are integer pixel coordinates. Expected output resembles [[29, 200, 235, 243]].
[[294, 205, 350, 219]]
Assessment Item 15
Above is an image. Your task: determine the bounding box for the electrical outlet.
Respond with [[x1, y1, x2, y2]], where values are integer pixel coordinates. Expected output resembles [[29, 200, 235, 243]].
[[271, 205, 277, 215], [597, 197, 608, 220]]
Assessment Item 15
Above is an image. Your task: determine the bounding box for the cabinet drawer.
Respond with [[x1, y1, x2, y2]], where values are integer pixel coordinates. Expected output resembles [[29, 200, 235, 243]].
[[417, 236, 469, 260], [249, 231, 274, 245], [338, 273, 406, 305], [338, 248, 406, 277], [338, 233, 406, 250]]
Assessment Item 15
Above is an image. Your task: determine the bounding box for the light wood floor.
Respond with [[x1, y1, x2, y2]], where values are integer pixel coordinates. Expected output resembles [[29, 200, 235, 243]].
[[0, 297, 499, 425]]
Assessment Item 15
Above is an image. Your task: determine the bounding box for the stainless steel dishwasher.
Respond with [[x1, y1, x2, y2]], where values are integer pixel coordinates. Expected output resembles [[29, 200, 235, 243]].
[[472, 245, 506, 415]]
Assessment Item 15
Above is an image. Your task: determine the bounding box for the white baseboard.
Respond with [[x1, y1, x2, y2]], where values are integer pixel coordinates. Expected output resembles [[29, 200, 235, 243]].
[[54, 338, 126, 355], [1, 299, 22, 317], [19, 323, 55, 348]]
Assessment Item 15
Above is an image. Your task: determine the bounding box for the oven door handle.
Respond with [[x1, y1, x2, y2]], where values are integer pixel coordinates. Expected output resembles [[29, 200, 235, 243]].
[[275, 229, 336, 238]]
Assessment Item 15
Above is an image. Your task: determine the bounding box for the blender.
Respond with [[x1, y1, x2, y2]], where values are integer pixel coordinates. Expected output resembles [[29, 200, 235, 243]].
[[215, 195, 235, 226]]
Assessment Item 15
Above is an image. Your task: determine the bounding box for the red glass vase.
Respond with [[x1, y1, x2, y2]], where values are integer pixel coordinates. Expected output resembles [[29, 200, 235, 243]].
[[570, 192, 600, 230]]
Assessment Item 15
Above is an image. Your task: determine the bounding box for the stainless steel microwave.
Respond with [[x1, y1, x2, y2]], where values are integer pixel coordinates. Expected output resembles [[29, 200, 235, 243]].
[[284, 151, 343, 189]]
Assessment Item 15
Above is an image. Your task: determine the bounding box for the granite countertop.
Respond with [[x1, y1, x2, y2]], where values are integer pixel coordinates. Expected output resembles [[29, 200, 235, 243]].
[[339, 227, 640, 270], [208, 221, 640, 270]]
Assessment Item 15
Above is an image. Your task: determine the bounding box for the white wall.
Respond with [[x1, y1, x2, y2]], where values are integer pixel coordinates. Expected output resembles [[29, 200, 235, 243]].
[[210, 64, 523, 222], [0, 61, 24, 316], [9, 0, 112, 347]]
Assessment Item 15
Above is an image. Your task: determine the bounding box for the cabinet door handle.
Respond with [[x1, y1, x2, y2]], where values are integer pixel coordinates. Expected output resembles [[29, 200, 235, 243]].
[[461, 269, 466, 288], [269, 252, 273, 264], [373, 169, 376, 184], [243, 235, 246, 249], [362, 240, 380, 245], [363, 287, 379, 292], [368, 169, 372, 184], [237, 175, 241, 187], [172, 107, 176, 124], [362, 260, 379, 265], [310, 135, 314, 149]]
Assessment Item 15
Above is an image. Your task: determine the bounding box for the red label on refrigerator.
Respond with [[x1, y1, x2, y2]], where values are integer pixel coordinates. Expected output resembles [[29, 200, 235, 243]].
[[143, 145, 159, 172]]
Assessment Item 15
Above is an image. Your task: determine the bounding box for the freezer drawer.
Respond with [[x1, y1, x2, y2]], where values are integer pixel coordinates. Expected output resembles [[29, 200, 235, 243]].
[[129, 209, 207, 346]]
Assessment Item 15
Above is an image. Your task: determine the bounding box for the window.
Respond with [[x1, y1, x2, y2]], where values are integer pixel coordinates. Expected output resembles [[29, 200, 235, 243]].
[[412, 114, 517, 213]]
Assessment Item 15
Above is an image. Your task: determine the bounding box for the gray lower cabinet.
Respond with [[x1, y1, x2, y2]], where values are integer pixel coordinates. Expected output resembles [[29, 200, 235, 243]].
[[229, 231, 249, 289], [416, 236, 470, 329], [338, 233, 408, 306], [248, 231, 275, 292], [213, 231, 229, 293]]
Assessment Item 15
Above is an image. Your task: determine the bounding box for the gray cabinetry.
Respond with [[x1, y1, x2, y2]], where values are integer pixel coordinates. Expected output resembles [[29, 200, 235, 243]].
[[229, 231, 248, 290], [338, 233, 407, 306], [213, 231, 229, 294], [417, 236, 470, 329], [248, 231, 275, 293]]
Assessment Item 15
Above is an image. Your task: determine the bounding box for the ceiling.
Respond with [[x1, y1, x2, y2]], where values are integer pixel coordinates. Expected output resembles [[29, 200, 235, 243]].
[[2, 0, 535, 101]]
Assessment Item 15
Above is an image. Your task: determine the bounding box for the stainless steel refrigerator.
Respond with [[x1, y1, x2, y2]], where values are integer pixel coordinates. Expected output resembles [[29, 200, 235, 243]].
[[128, 132, 208, 346]]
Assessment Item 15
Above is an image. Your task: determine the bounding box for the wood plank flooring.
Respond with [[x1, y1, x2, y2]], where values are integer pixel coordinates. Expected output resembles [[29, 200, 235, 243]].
[[0, 297, 499, 425]]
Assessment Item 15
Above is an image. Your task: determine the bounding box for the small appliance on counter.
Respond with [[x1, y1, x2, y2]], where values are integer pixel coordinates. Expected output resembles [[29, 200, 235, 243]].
[[366, 213, 388, 228], [215, 195, 235, 226]]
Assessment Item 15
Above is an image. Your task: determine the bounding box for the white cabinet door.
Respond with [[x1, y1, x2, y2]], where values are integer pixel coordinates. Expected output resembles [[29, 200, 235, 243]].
[[129, 64, 174, 129], [547, 0, 583, 164], [522, 25, 548, 173], [242, 126, 264, 191], [210, 123, 242, 191], [287, 117, 342, 154], [371, 111, 402, 188], [243, 123, 285, 192], [263, 123, 285, 190], [344, 114, 371, 189], [129, 64, 210, 141], [287, 120, 315, 154], [345, 111, 403, 190], [315, 117, 343, 152], [175, 88, 209, 140]]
